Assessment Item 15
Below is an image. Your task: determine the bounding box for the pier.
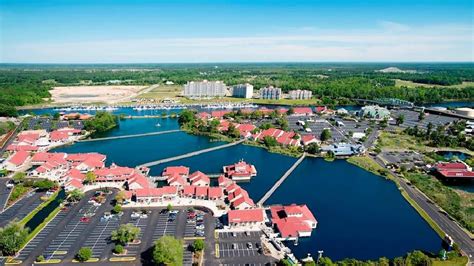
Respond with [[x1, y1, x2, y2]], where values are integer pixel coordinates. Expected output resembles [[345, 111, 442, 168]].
[[257, 153, 306, 205], [138, 139, 245, 168], [78, 129, 182, 142]]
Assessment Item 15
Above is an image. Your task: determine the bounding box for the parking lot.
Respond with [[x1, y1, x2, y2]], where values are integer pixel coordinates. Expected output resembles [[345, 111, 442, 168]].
[[213, 230, 274, 264], [390, 109, 458, 130], [26, 117, 85, 132], [0, 191, 44, 227], [287, 116, 347, 143]]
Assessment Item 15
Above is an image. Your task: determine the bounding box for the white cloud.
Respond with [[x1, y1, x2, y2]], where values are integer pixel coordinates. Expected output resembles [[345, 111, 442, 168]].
[[1, 23, 472, 63]]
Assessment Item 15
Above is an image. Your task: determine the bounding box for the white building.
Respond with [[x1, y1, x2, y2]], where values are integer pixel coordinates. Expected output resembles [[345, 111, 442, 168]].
[[289, 90, 312, 100], [260, 86, 282, 100], [183, 80, 227, 98], [232, 83, 254, 99]]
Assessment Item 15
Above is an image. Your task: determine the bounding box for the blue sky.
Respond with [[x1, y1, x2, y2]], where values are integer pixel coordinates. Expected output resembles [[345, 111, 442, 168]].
[[1, 0, 473, 63]]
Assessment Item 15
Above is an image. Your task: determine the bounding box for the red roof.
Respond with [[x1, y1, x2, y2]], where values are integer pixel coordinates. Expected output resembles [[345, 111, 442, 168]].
[[211, 110, 231, 118], [273, 217, 312, 238], [438, 170, 474, 179], [50, 130, 70, 141], [8, 151, 30, 166], [18, 133, 40, 142], [293, 107, 313, 115], [182, 185, 196, 196], [218, 175, 233, 187], [162, 166, 189, 177], [66, 153, 106, 163], [208, 187, 223, 199], [301, 135, 317, 145], [315, 106, 327, 113], [7, 144, 38, 152], [67, 178, 83, 189], [232, 195, 254, 208], [128, 173, 150, 189], [435, 162, 468, 170], [270, 204, 317, 237], [228, 208, 264, 223], [31, 152, 66, 163], [224, 161, 257, 178], [197, 112, 211, 120], [64, 168, 85, 181], [195, 186, 208, 197]]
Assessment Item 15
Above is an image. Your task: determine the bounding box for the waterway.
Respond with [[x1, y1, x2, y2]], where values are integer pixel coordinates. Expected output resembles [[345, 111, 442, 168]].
[[45, 114, 444, 260], [266, 158, 441, 261], [25, 189, 66, 232]]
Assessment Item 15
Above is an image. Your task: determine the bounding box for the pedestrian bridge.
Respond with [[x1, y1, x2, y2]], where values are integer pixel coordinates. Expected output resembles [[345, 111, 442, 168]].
[[78, 129, 181, 142]]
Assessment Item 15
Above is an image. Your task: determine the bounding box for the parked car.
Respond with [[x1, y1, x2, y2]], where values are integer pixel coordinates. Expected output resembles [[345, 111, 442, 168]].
[[247, 242, 253, 249], [6, 181, 14, 189], [80, 217, 90, 223]]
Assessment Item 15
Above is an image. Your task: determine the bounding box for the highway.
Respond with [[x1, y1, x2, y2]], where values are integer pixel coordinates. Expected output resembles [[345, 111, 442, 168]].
[[372, 155, 474, 260]]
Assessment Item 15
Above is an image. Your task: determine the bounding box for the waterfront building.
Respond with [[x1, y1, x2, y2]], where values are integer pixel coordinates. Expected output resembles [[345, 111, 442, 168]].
[[301, 135, 320, 146], [223, 160, 257, 181], [188, 171, 210, 186], [291, 107, 313, 116], [321, 143, 366, 156], [218, 175, 233, 187], [358, 105, 390, 119], [211, 110, 232, 118], [227, 208, 265, 228], [183, 80, 227, 98], [233, 83, 254, 98], [433, 161, 474, 180], [289, 90, 312, 100], [270, 204, 317, 240], [2, 151, 30, 171], [162, 166, 190, 178], [260, 86, 282, 100]]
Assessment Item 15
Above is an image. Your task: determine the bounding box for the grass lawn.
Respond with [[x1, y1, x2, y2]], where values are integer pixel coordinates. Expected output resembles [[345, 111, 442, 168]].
[[347, 156, 393, 180], [432, 256, 468, 266], [377, 131, 425, 151], [394, 79, 474, 89]]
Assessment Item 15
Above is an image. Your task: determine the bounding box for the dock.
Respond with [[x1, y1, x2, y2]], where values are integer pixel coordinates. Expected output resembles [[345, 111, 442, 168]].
[[78, 129, 181, 142], [138, 139, 245, 168], [257, 153, 306, 205]]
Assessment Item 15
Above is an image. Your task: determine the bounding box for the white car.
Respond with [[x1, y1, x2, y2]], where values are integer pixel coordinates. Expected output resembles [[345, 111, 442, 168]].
[[131, 212, 140, 219], [6, 182, 14, 189]]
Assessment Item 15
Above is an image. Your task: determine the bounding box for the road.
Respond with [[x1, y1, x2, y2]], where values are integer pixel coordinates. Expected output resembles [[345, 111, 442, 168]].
[[0, 179, 11, 213], [372, 155, 474, 260]]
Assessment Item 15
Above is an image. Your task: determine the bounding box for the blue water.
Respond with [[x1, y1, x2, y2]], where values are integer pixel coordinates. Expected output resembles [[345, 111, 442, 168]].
[[54, 132, 224, 167], [266, 158, 441, 260], [436, 151, 471, 161], [94, 117, 179, 138], [149, 144, 297, 200], [47, 116, 442, 261], [424, 101, 474, 108]]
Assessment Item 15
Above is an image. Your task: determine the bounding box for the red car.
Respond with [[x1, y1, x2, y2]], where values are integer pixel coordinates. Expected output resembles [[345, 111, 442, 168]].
[[80, 217, 90, 223]]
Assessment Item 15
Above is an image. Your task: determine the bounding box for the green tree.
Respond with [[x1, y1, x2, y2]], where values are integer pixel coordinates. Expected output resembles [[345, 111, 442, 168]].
[[12, 172, 26, 184], [112, 204, 122, 214], [418, 111, 425, 121], [405, 250, 431, 266], [53, 112, 61, 120], [111, 224, 140, 245], [287, 107, 295, 115], [152, 236, 183, 265], [84, 171, 96, 184], [75, 247, 92, 262], [263, 136, 278, 147], [114, 244, 124, 254], [115, 191, 127, 204], [0, 221, 29, 256], [178, 110, 196, 126], [192, 239, 205, 252], [68, 189, 84, 202], [84, 111, 118, 133], [306, 143, 320, 154], [396, 114, 405, 126], [320, 129, 332, 142], [167, 203, 173, 212], [317, 257, 334, 266], [33, 179, 56, 191]]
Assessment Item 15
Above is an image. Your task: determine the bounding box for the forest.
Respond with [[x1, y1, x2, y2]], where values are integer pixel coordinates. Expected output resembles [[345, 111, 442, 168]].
[[0, 63, 473, 116]]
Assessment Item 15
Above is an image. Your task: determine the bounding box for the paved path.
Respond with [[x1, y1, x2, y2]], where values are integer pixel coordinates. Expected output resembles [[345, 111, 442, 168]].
[[0, 179, 11, 213], [78, 129, 181, 142], [372, 155, 474, 261], [139, 139, 245, 168], [257, 153, 306, 205]]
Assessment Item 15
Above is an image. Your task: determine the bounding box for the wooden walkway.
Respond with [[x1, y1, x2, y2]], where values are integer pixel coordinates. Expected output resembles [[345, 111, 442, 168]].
[[257, 153, 306, 205], [78, 129, 181, 142], [138, 139, 245, 168]]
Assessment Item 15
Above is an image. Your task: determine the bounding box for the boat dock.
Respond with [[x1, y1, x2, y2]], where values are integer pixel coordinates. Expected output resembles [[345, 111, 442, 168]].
[[78, 129, 181, 142], [138, 139, 245, 168], [257, 153, 306, 205]]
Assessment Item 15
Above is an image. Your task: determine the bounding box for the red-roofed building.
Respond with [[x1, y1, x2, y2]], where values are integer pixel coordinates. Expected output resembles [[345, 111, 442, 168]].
[[270, 204, 317, 240], [228, 208, 265, 227], [208, 187, 224, 200], [195, 186, 208, 199], [181, 185, 196, 198], [292, 107, 313, 116], [433, 162, 474, 180], [252, 128, 285, 141], [7, 144, 39, 152], [218, 175, 233, 188], [50, 130, 71, 142], [197, 112, 211, 120], [223, 160, 257, 181], [189, 171, 210, 186], [31, 152, 67, 165], [276, 131, 301, 147], [236, 124, 256, 138], [128, 186, 178, 204], [301, 135, 320, 146], [94, 164, 135, 182], [167, 174, 189, 188], [225, 183, 240, 194], [232, 196, 255, 210], [128, 173, 151, 190], [211, 110, 231, 118], [3, 151, 30, 170], [162, 166, 189, 178], [315, 106, 327, 113]]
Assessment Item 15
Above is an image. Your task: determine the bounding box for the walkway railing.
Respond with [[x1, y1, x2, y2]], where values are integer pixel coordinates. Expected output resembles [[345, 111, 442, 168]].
[[78, 129, 181, 142], [257, 153, 306, 205], [138, 139, 245, 168]]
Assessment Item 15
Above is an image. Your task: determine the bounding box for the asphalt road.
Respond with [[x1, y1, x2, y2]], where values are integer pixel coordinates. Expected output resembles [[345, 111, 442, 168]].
[[372, 155, 474, 260], [0, 179, 11, 213]]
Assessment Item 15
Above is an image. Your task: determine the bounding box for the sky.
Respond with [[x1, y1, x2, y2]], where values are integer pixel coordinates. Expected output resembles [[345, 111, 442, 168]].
[[0, 0, 473, 63]]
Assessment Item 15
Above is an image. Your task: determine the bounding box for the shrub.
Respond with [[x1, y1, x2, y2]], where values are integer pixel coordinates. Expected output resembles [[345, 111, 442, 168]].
[[75, 247, 92, 262]]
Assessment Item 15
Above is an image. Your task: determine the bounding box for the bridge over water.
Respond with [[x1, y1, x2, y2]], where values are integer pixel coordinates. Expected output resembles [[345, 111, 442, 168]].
[[257, 153, 306, 205], [138, 139, 245, 168]]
